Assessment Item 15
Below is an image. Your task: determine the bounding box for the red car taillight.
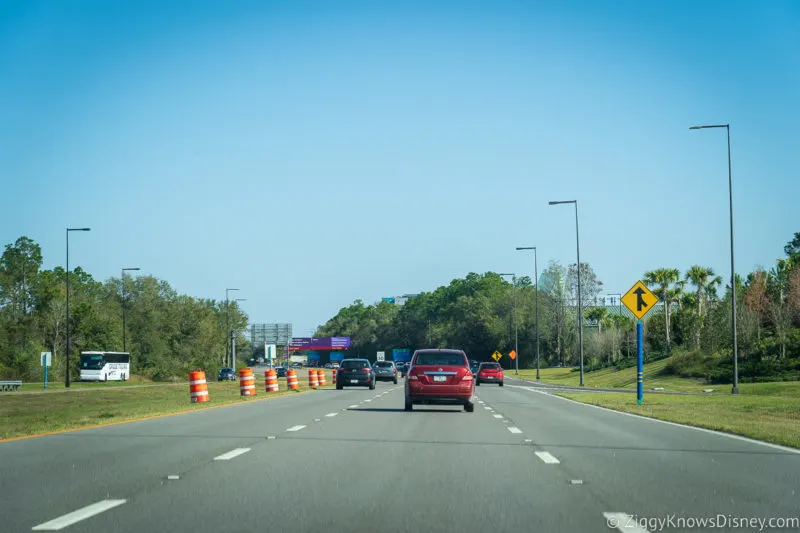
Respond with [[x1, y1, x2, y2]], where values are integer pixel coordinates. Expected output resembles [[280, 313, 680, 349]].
[[462, 372, 473, 381]]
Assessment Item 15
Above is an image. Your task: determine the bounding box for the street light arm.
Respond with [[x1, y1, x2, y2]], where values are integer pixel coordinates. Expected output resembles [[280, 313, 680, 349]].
[[689, 124, 729, 130]]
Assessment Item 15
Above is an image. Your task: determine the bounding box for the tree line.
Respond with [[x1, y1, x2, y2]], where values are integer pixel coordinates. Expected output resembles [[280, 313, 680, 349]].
[[0, 236, 248, 381], [317, 232, 800, 383]]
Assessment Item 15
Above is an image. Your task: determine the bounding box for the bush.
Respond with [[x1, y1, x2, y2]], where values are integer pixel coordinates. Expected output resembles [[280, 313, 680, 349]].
[[664, 350, 714, 378]]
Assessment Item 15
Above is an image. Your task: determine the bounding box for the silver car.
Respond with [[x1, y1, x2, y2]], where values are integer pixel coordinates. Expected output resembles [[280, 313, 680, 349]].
[[372, 361, 398, 383]]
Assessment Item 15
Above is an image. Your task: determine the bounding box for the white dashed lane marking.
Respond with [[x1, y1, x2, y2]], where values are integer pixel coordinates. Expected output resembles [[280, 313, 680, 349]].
[[325, 412, 338, 417], [535, 451, 560, 464], [32, 499, 128, 531], [214, 448, 251, 461], [286, 425, 306, 432], [493, 414, 504, 419], [507, 427, 522, 434]]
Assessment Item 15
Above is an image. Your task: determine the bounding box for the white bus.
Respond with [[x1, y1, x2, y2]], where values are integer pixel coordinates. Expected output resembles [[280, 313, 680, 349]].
[[80, 351, 131, 381]]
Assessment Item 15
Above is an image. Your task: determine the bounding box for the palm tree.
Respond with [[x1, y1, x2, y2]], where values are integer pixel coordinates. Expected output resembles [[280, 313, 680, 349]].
[[643, 268, 681, 354], [685, 266, 721, 349], [585, 306, 610, 334], [685, 266, 719, 316]]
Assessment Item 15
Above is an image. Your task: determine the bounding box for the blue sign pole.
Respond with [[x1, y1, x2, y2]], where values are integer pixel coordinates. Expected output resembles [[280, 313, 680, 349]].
[[636, 319, 643, 405]]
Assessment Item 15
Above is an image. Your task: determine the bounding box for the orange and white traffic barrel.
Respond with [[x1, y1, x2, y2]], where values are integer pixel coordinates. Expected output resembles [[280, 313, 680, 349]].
[[189, 370, 209, 403], [265, 368, 279, 393], [317, 368, 327, 387], [308, 369, 319, 388], [239, 368, 256, 396], [287, 369, 299, 390], [332, 368, 337, 384]]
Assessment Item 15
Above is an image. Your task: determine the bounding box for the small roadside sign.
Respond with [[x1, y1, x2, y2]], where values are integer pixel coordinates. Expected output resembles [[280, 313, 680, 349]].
[[376, 351, 385, 361], [621, 280, 659, 320], [41, 352, 52, 390], [491, 351, 502, 362], [508, 350, 517, 360]]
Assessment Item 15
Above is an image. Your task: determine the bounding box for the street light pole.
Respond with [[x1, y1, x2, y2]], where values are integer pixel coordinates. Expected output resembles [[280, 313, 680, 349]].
[[690, 124, 739, 394], [65, 228, 91, 388], [549, 200, 584, 387], [231, 298, 247, 368], [516, 247, 539, 379], [499, 273, 518, 373], [225, 288, 239, 368], [121, 267, 140, 353]]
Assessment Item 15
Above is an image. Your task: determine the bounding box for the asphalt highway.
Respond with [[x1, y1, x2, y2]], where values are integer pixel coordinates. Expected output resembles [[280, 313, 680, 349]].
[[1, 377, 799, 532]]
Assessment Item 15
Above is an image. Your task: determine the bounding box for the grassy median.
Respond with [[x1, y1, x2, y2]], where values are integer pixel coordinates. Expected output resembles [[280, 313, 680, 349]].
[[558, 392, 800, 449], [516, 362, 800, 396], [0, 380, 330, 440]]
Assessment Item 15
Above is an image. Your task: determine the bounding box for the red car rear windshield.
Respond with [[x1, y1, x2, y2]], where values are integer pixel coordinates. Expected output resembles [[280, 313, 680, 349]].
[[413, 352, 467, 366], [481, 363, 501, 370]]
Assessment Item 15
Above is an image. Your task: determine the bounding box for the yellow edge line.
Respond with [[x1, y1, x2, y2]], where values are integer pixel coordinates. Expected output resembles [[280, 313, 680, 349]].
[[1, 387, 325, 443]]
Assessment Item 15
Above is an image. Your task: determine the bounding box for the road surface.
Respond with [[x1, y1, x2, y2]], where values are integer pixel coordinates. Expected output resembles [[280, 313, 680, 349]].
[[1, 377, 798, 532]]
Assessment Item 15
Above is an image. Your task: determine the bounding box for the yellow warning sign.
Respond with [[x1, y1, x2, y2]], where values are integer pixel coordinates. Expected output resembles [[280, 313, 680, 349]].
[[621, 280, 659, 320]]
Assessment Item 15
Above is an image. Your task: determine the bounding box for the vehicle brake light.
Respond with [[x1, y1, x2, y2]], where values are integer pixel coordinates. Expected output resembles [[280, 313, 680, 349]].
[[462, 373, 473, 381], [408, 374, 418, 380]]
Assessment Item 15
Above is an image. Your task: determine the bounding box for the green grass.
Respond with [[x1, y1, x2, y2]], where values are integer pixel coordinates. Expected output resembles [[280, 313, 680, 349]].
[[558, 392, 800, 449], [0, 380, 318, 440], [515, 361, 800, 396], [17, 374, 157, 391]]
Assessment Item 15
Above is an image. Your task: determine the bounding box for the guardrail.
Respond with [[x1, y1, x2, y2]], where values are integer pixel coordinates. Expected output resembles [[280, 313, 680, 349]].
[[0, 380, 22, 392]]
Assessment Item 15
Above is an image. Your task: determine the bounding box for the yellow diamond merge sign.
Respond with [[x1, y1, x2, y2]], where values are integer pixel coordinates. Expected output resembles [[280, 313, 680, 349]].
[[491, 351, 502, 361], [621, 280, 659, 320]]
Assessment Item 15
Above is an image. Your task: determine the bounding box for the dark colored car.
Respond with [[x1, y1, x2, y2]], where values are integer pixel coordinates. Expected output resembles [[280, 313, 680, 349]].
[[336, 359, 375, 390], [217, 367, 236, 381], [275, 366, 288, 378], [469, 360, 480, 375], [476, 362, 504, 386], [396, 362, 408, 377], [404, 349, 474, 412], [373, 361, 398, 383]]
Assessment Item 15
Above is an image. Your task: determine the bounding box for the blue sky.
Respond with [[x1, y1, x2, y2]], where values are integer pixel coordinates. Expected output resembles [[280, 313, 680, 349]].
[[1, 0, 798, 335]]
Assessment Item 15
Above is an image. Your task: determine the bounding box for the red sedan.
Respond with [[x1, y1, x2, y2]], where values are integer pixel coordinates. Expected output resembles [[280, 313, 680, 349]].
[[476, 362, 504, 386], [404, 349, 474, 412]]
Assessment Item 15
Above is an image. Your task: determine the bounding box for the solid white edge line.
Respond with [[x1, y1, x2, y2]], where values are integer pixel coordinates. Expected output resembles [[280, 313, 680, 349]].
[[602, 512, 650, 532], [325, 412, 338, 417], [32, 499, 127, 531], [535, 451, 560, 464], [286, 425, 306, 432], [507, 427, 522, 434], [509, 385, 800, 455], [213, 448, 251, 461]]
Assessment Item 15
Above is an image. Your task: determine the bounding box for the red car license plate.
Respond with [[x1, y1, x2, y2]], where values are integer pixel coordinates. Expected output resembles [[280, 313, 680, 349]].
[[433, 375, 447, 382]]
